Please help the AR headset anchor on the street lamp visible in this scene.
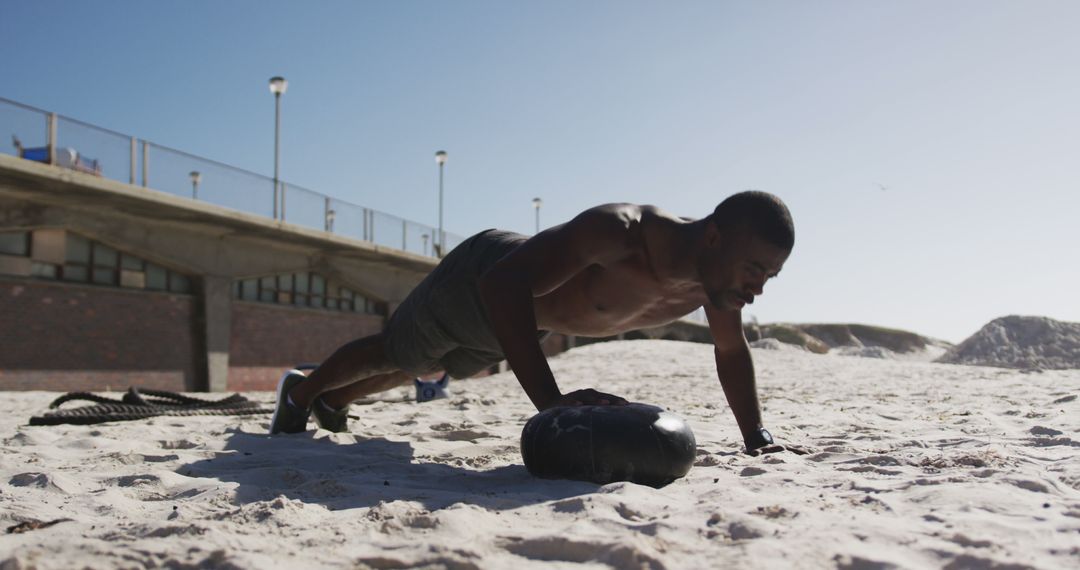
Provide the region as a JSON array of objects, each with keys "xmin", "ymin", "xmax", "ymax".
[
  {"xmin": 435, "ymin": 150, "xmax": 448, "ymax": 257},
  {"xmin": 269, "ymin": 76, "xmax": 288, "ymax": 220},
  {"xmin": 532, "ymin": 197, "xmax": 542, "ymax": 234},
  {"xmin": 189, "ymin": 171, "xmax": 201, "ymax": 199},
  {"xmin": 421, "ymin": 233, "xmax": 429, "ymax": 256}
]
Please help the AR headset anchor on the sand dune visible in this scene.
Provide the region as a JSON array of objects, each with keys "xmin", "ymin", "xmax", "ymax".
[
  {"xmin": 939, "ymin": 316, "xmax": 1080, "ymax": 370},
  {"xmin": 2, "ymin": 340, "xmax": 1078, "ymax": 569}
]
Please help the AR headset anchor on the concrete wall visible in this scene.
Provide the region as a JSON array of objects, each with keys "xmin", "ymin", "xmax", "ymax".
[{"xmin": 0, "ymin": 155, "xmax": 434, "ymax": 392}]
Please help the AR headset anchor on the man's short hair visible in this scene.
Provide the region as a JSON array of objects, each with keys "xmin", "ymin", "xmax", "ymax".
[{"xmin": 711, "ymin": 191, "xmax": 795, "ymax": 251}]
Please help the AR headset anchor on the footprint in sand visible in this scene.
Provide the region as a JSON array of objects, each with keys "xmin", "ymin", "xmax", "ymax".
[
  {"xmin": 112, "ymin": 474, "xmax": 161, "ymax": 487},
  {"xmin": 725, "ymin": 520, "xmax": 767, "ymax": 540},
  {"xmin": 106, "ymin": 452, "xmax": 181, "ymax": 465},
  {"xmin": 918, "ymin": 451, "xmax": 1008, "ymax": 470},
  {"xmin": 948, "ymin": 533, "xmax": 994, "ymax": 549},
  {"xmin": 429, "ymin": 444, "xmax": 513, "ymax": 468},
  {"xmin": 280, "ymin": 468, "xmax": 308, "ymax": 487},
  {"xmin": 751, "ymin": 505, "xmax": 796, "ymax": 520},
  {"xmin": 1059, "ymin": 474, "xmax": 1080, "ymax": 491},
  {"xmin": 933, "ymin": 553, "xmax": 1036, "ymax": 570},
  {"xmin": 833, "ymin": 554, "xmax": 901, "ymax": 570},
  {"xmin": 836, "ymin": 455, "xmax": 908, "ymax": 476},
  {"xmin": 500, "ymin": 536, "xmax": 666, "ymax": 568},
  {"xmin": 8, "ymin": 472, "xmax": 79, "ymax": 494},
  {"xmin": 838, "ymin": 465, "xmax": 903, "ymax": 476},
  {"xmin": 353, "ymin": 550, "xmax": 479, "ymax": 570},
  {"xmin": 615, "ymin": 502, "xmax": 646, "ymax": 521},
  {"xmin": 853, "ymin": 455, "xmax": 906, "ymax": 467},
  {"xmin": 549, "ymin": 497, "xmax": 588, "ymax": 513},
  {"xmin": 694, "ymin": 450, "xmax": 722, "ymax": 467},
  {"xmin": 299, "ymin": 478, "xmax": 350, "ymax": 499},
  {"xmin": 427, "ymin": 422, "xmax": 494, "ymax": 441},
  {"xmin": 807, "ymin": 451, "xmax": 862, "ymax": 463},
  {"xmin": 851, "ymin": 494, "xmax": 893, "ymax": 513},
  {"xmin": 1033, "ymin": 440, "xmax": 1080, "ymax": 448},
  {"xmin": 401, "ymin": 512, "xmax": 440, "ymax": 529},
  {"xmin": 159, "ymin": 439, "xmax": 199, "ymax": 450},
  {"xmin": 1026, "ymin": 426, "xmax": 1078, "ymax": 448},
  {"xmin": 1007, "ymin": 478, "xmax": 1051, "ymax": 494}
]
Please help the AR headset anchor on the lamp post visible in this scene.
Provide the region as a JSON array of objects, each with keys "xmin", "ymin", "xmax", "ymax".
[
  {"xmin": 189, "ymin": 171, "xmax": 201, "ymax": 200},
  {"xmin": 422, "ymin": 233, "xmax": 429, "ymax": 256},
  {"xmin": 269, "ymin": 76, "xmax": 288, "ymax": 220},
  {"xmin": 435, "ymin": 150, "xmax": 448, "ymax": 257},
  {"xmin": 532, "ymin": 197, "xmax": 542, "ymax": 234}
]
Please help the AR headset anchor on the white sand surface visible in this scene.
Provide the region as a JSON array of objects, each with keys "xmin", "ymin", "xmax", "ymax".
[{"xmin": 2, "ymin": 340, "xmax": 1078, "ymax": 569}]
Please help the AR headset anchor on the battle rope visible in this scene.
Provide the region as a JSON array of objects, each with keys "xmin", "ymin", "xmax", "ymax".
[{"xmin": 29, "ymin": 387, "xmax": 272, "ymax": 426}]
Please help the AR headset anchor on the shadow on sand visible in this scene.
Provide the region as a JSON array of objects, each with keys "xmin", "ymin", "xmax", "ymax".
[{"xmin": 177, "ymin": 427, "xmax": 600, "ymax": 512}]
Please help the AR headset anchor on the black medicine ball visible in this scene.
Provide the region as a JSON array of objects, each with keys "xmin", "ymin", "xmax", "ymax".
[{"xmin": 520, "ymin": 403, "xmax": 696, "ymax": 488}]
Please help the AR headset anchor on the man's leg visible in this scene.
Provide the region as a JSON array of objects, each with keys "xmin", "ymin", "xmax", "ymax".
[
  {"xmin": 289, "ymin": 332, "xmax": 398, "ymax": 409},
  {"xmin": 270, "ymin": 332, "xmax": 399, "ymax": 434},
  {"xmin": 318, "ymin": 370, "xmax": 413, "ymax": 408}
]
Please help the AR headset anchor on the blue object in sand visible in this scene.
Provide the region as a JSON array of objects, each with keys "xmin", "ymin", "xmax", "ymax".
[{"xmin": 415, "ymin": 373, "xmax": 451, "ymax": 402}]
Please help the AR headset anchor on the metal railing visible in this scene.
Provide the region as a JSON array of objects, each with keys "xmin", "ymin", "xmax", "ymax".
[{"xmin": 1, "ymin": 96, "xmax": 460, "ymax": 258}]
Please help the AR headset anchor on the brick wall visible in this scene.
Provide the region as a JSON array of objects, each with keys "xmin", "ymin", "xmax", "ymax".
[
  {"xmin": 227, "ymin": 301, "xmax": 384, "ymax": 391},
  {"xmin": 0, "ymin": 277, "xmax": 197, "ymax": 391},
  {"xmin": 0, "ymin": 276, "xmax": 572, "ymax": 394}
]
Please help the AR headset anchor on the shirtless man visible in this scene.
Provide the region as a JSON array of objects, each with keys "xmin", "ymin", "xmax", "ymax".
[{"xmin": 270, "ymin": 190, "xmax": 794, "ymax": 454}]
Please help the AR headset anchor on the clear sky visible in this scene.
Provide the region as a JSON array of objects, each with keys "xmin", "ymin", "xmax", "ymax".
[{"xmin": 3, "ymin": 1, "xmax": 1078, "ymax": 342}]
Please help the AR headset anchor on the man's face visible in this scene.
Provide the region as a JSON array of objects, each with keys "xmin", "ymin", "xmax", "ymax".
[{"xmin": 696, "ymin": 228, "xmax": 789, "ymax": 312}]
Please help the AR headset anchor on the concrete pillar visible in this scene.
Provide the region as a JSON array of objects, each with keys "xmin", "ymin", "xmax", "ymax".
[{"xmin": 202, "ymin": 275, "xmax": 232, "ymax": 392}]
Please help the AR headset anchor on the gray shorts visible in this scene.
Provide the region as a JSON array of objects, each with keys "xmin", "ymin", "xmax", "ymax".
[{"xmin": 384, "ymin": 229, "xmax": 546, "ymax": 378}]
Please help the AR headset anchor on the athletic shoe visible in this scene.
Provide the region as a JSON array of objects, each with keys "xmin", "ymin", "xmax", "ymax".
[
  {"xmin": 269, "ymin": 370, "xmax": 310, "ymax": 434},
  {"xmin": 311, "ymin": 397, "xmax": 350, "ymax": 433}
]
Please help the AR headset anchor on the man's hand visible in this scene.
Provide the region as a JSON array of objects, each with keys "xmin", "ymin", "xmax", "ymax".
[
  {"xmin": 543, "ymin": 388, "xmax": 629, "ymax": 410},
  {"xmin": 743, "ymin": 427, "xmax": 810, "ymax": 456},
  {"xmin": 744, "ymin": 426, "xmax": 774, "ymax": 451}
]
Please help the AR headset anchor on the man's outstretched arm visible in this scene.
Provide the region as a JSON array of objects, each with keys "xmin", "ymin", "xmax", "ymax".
[
  {"xmin": 478, "ymin": 206, "xmax": 637, "ymax": 411},
  {"xmin": 705, "ymin": 305, "xmax": 772, "ymax": 451},
  {"xmin": 478, "ymin": 264, "xmax": 559, "ymax": 410}
]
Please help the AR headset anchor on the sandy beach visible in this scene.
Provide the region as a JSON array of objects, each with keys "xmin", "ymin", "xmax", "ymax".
[{"xmin": 2, "ymin": 340, "xmax": 1078, "ymax": 569}]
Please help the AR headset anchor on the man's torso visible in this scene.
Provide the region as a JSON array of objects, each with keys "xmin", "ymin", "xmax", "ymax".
[{"xmin": 529, "ymin": 205, "xmax": 708, "ymax": 337}]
